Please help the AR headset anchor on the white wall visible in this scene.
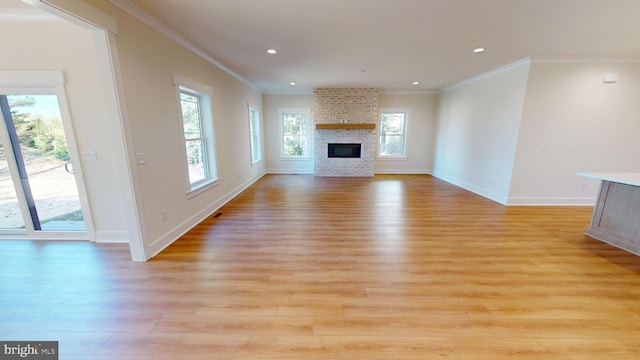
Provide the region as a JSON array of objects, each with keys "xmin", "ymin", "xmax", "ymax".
[
  {"xmin": 73, "ymin": 0, "xmax": 265, "ymax": 258},
  {"xmin": 432, "ymin": 61, "xmax": 530, "ymax": 204},
  {"xmin": 377, "ymin": 92, "xmax": 436, "ymax": 174},
  {"xmin": 0, "ymin": 17, "xmax": 129, "ymax": 241},
  {"xmin": 509, "ymin": 61, "xmax": 640, "ymax": 205}
]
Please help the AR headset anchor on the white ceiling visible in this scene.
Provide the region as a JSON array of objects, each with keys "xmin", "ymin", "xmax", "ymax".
[
  {"xmin": 124, "ymin": 0, "xmax": 640, "ymax": 93},
  {"xmin": 6, "ymin": 0, "xmax": 640, "ymax": 93}
]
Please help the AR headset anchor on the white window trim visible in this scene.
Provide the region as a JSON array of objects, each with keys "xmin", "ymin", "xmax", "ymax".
[
  {"xmin": 174, "ymin": 75, "xmax": 219, "ymax": 197},
  {"xmin": 377, "ymin": 107, "xmax": 410, "ymax": 160},
  {"xmin": 248, "ymin": 103, "xmax": 262, "ymax": 165},
  {"xmin": 278, "ymin": 107, "xmax": 312, "ymax": 160}
]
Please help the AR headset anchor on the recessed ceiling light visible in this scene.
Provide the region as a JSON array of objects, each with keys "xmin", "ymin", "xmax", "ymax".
[
  {"xmin": 289, "ymin": 82, "xmax": 296, "ymax": 86},
  {"xmin": 267, "ymin": 49, "xmax": 277, "ymax": 54},
  {"xmin": 412, "ymin": 81, "xmax": 420, "ymax": 86},
  {"xmin": 360, "ymin": 69, "xmax": 367, "ymax": 73},
  {"xmin": 473, "ymin": 47, "xmax": 486, "ymax": 53}
]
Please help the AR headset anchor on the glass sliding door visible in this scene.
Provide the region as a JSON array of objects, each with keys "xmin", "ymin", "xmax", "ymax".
[
  {"xmin": 0, "ymin": 141, "xmax": 25, "ymax": 230},
  {"xmin": 0, "ymin": 93, "xmax": 87, "ymax": 236}
]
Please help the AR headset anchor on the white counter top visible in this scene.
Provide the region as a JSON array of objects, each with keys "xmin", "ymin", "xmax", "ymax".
[{"xmin": 577, "ymin": 172, "xmax": 640, "ymax": 187}]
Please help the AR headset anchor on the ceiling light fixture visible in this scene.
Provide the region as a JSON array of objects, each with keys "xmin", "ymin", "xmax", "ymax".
[
  {"xmin": 473, "ymin": 47, "xmax": 486, "ymax": 53},
  {"xmin": 289, "ymin": 82, "xmax": 296, "ymax": 86},
  {"xmin": 412, "ymin": 81, "xmax": 420, "ymax": 86},
  {"xmin": 267, "ymin": 49, "xmax": 277, "ymax": 54}
]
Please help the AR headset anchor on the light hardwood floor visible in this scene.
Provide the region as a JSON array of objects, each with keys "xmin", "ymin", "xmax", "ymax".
[{"xmin": 1, "ymin": 174, "xmax": 640, "ymax": 359}]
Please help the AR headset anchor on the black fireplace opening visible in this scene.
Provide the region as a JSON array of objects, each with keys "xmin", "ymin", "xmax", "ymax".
[{"xmin": 328, "ymin": 143, "xmax": 361, "ymax": 158}]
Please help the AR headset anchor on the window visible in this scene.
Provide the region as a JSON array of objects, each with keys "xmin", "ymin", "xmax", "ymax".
[
  {"xmin": 175, "ymin": 76, "xmax": 218, "ymax": 194},
  {"xmin": 279, "ymin": 108, "xmax": 311, "ymax": 158},
  {"xmin": 248, "ymin": 106, "xmax": 261, "ymax": 163},
  {"xmin": 378, "ymin": 110, "xmax": 408, "ymax": 158}
]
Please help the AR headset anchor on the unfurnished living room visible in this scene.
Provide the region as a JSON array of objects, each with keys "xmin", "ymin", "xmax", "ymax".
[{"xmin": 1, "ymin": 0, "xmax": 640, "ymax": 359}]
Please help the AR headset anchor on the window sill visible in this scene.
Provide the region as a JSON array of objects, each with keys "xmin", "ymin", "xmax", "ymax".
[{"xmin": 186, "ymin": 178, "xmax": 220, "ymax": 199}]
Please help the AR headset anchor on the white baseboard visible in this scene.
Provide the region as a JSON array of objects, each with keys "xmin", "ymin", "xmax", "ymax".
[
  {"xmin": 267, "ymin": 169, "xmax": 314, "ymax": 175},
  {"xmin": 431, "ymin": 171, "xmax": 508, "ymax": 204},
  {"xmin": 375, "ymin": 169, "xmax": 430, "ymax": 175},
  {"xmin": 147, "ymin": 171, "xmax": 267, "ymax": 258},
  {"xmin": 506, "ymin": 197, "xmax": 596, "ymax": 206},
  {"xmin": 94, "ymin": 231, "xmax": 130, "ymax": 243},
  {"xmin": 431, "ymin": 172, "xmax": 597, "ymax": 206}
]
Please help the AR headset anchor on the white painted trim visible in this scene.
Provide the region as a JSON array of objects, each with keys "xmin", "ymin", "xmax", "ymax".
[
  {"xmin": 16, "ymin": 0, "xmax": 147, "ymax": 261},
  {"xmin": 374, "ymin": 169, "xmax": 430, "ymax": 175},
  {"xmin": 431, "ymin": 171, "xmax": 508, "ymax": 205},
  {"xmin": 0, "ymin": 8, "xmax": 61, "ymax": 21},
  {"xmin": 95, "ymin": 231, "xmax": 130, "ymax": 243},
  {"xmin": 531, "ymin": 56, "xmax": 640, "ymax": 64},
  {"xmin": 0, "ymin": 71, "xmax": 96, "ymax": 241},
  {"xmin": 23, "ymin": 0, "xmax": 118, "ymax": 33},
  {"xmin": 267, "ymin": 169, "xmax": 315, "ymax": 175},
  {"xmin": 263, "ymin": 91, "xmax": 314, "ymax": 95},
  {"xmin": 101, "ymin": 30, "xmax": 148, "ymax": 262},
  {"xmin": 174, "ymin": 75, "xmax": 213, "ymax": 96},
  {"xmin": 0, "ymin": 70, "xmax": 64, "ymax": 87},
  {"xmin": 380, "ymin": 90, "xmax": 437, "ymax": 95},
  {"xmin": 431, "ymin": 171, "xmax": 596, "ymax": 206},
  {"xmin": 54, "ymin": 81, "xmax": 98, "ymax": 242},
  {"xmin": 247, "ymin": 104, "xmax": 262, "ymax": 164},
  {"xmin": 278, "ymin": 107, "xmax": 313, "ymax": 159},
  {"xmin": 147, "ymin": 171, "xmax": 266, "ymax": 258},
  {"xmin": 440, "ymin": 58, "xmax": 532, "ymax": 93},
  {"xmin": 378, "ymin": 107, "xmax": 410, "ymax": 158},
  {"xmin": 109, "ymin": 0, "xmax": 261, "ymax": 92},
  {"xmin": 506, "ymin": 197, "xmax": 596, "ymax": 206}
]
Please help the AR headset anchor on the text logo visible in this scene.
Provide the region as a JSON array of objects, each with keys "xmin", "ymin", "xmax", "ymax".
[{"xmin": 1, "ymin": 342, "xmax": 58, "ymax": 360}]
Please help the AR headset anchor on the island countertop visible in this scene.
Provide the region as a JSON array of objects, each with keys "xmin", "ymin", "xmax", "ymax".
[
  {"xmin": 577, "ymin": 172, "xmax": 640, "ymax": 187},
  {"xmin": 578, "ymin": 171, "xmax": 640, "ymax": 255}
]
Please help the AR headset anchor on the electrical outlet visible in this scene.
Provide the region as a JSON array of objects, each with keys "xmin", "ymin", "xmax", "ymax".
[{"xmin": 161, "ymin": 208, "xmax": 167, "ymax": 221}]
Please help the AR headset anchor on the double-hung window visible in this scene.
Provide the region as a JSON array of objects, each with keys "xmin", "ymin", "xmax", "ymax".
[
  {"xmin": 378, "ymin": 109, "xmax": 409, "ymax": 158},
  {"xmin": 279, "ymin": 108, "xmax": 311, "ymax": 158},
  {"xmin": 175, "ymin": 76, "xmax": 218, "ymax": 195},
  {"xmin": 248, "ymin": 106, "xmax": 261, "ymax": 163}
]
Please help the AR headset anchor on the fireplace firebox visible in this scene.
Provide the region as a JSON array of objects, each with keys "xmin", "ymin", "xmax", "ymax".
[{"xmin": 328, "ymin": 143, "xmax": 361, "ymax": 158}]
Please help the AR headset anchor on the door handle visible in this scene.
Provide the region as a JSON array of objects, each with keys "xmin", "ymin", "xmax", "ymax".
[{"xmin": 64, "ymin": 161, "xmax": 74, "ymax": 174}]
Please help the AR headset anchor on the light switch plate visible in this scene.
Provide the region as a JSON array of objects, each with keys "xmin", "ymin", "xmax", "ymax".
[{"xmin": 82, "ymin": 150, "xmax": 97, "ymax": 161}]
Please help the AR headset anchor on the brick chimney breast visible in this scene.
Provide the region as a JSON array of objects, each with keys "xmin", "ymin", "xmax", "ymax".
[{"xmin": 313, "ymin": 88, "xmax": 378, "ymax": 177}]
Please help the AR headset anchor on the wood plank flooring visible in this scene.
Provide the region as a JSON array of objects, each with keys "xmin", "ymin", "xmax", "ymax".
[{"xmin": 2, "ymin": 174, "xmax": 640, "ymax": 359}]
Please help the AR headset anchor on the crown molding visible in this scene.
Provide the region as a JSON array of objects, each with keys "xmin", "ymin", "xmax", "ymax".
[
  {"xmin": 440, "ymin": 58, "xmax": 532, "ymax": 93},
  {"xmin": 108, "ymin": 0, "xmax": 262, "ymax": 93},
  {"xmin": 263, "ymin": 91, "xmax": 314, "ymax": 96},
  {"xmin": 380, "ymin": 89, "xmax": 437, "ymax": 95},
  {"xmin": 531, "ymin": 55, "xmax": 640, "ymax": 64},
  {"xmin": 0, "ymin": 8, "xmax": 61, "ymax": 21}
]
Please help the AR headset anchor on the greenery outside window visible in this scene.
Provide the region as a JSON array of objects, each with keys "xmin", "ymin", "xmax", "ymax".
[
  {"xmin": 279, "ymin": 108, "xmax": 311, "ymax": 158},
  {"xmin": 378, "ymin": 109, "xmax": 408, "ymax": 158}
]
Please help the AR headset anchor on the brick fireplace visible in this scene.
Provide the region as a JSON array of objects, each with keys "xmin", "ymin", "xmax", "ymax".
[{"xmin": 313, "ymin": 88, "xmax": 378, "ymax": 177}]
